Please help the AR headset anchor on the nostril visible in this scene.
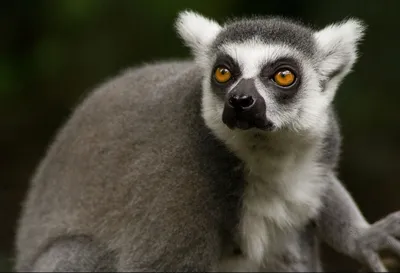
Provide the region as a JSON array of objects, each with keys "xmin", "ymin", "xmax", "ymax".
[
  {"xmin": 238, "ymin": 95, "xmax": 254, "ymax": 108},
  {"xmin": 228, "ymin": 94, "xmax": 255, "ymax": 110}
]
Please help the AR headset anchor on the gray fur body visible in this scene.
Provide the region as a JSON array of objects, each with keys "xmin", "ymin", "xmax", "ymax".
[
  {"xmin": 15, "ymin": 12, "xmax": 400, "ymax": 272},
  {"xmin": 15, "ymin": 61, "xmax": 336, "ymax": 271}
]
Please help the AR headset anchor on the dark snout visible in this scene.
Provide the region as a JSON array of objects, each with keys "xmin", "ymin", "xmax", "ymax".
[{"xmin": 222, "ymin": 79, "xmax": 273, "ymax": 130}]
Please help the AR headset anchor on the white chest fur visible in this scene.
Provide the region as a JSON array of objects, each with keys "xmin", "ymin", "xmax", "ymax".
[
  {"xmin": 241, "ymin": 148, "xmax": 325, "ymax": 263},
  {"xmin": 218, "ymin": 131, "xmax": 326, "ymax": 270}
]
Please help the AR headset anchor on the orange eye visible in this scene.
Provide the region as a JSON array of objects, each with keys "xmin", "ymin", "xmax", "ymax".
[
  {"xmin": 273, "ymin": 69, "xmax": 296, "ymax": 87},
  {"xmin": 214, "ymin": 67, "xmax": 232, "ymax": 83}
]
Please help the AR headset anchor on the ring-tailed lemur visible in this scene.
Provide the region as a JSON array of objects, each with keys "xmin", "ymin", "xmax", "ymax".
[{"xmin": 15, "ymin": 10, "xmax": 400, "ymax": 272}]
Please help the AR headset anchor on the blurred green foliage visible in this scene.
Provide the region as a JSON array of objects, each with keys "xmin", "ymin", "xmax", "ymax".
[{"xmin": 1, "ymin": 0, "xmax": 400, "ymax": 271}]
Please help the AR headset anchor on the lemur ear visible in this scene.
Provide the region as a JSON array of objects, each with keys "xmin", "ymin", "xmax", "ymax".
[
  {"xmin": 175, "ymin": 10, "xmax": 222, "ymax": 59},
  {"xmin": 314, "ymin": 19, "xmax": 366, "ymax": 81}
]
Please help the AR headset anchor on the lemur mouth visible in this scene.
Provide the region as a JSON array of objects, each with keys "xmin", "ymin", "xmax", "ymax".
[
  {"xmin": 227, "ymin": 119, "xmax": 274, "ymax": 131},
  {"xmin": 222, "ymin": 106, "xmax": 274, "ymax": 131}
]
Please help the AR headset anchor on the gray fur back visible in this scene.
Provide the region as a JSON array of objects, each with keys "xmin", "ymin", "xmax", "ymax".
[{"xmin": 15, "ymin": 60, "xmax": 244, "ymax": 271}]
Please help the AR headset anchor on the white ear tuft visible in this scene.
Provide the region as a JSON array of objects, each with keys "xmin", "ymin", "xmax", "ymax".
[
  {"xmin": 175, "ymin": 10, "xmax": 222, "ymax": 58},
  {"xmin": 314, "ymin": 18, "xmax": 366, "ymax": 80}
]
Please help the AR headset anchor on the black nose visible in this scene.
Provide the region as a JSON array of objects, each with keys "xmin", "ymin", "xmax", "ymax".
[{"xmin": 228, "ymin": 94, "xmax": 255, "ymax": 111}]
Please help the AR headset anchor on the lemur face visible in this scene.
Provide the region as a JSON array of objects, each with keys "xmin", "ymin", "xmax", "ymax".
[
  {"xmin": 176, "ymin": 11, "xmax": 365, "ymax": 134},
  {"xmin": 209, "ymin": 36, "xmax": 315, "ymax": 131}
]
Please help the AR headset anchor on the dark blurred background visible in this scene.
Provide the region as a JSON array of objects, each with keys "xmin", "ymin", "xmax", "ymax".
[{"xmin": 1, "ymin": 0, "xmax": 399, "ymax": 271}]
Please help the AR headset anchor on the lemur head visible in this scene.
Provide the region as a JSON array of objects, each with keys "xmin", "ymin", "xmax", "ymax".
[{"xmin": 175, "ymin": 11, "xmax": 365, "ymax": 136}]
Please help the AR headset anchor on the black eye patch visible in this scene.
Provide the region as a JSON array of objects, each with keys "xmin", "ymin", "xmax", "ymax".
[
  {"xmin": 259, "ymin": 57, "xmax": 303, "ymax": 104},
  {"xmin": 212, "ymin": 54, "xmax": 241, "ymax": 79},
  {"xmin": 209, "ymin": 54, "xmax": 242, "ymax": 100},
  {"xmin": 260, "ymin": 57, "xmax": 301, "ymax": 79}
]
